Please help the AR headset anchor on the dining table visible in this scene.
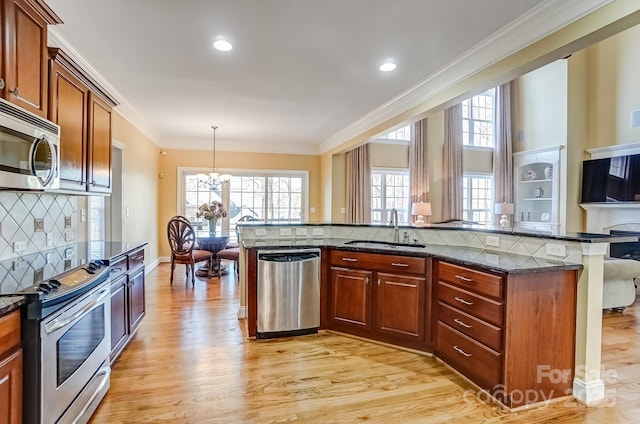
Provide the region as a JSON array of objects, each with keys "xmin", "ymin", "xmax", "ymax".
[{"xmin": 195, "ymin": 232, "xmax": 230, "ymax": 278}]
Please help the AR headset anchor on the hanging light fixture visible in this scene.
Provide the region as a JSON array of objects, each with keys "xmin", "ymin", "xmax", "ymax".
[{"xmin": 197, "ymin": 125, "xmax": 231, "ymax": 190}]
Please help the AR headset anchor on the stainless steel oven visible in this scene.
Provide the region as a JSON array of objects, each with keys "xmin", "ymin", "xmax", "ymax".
[
  {"xmin": 2, "ymin": 259, "xmax": 112, "ymax": 424},
  {"xmin": 0, "ymin": 97, "xmax": 60, "ymax": 190},
  {"xmin": 41, "ymin": 280, "xmax": 111, "ymax": 424}
]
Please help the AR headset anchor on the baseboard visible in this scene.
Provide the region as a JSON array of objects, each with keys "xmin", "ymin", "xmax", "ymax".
[
  {"xmin": 145, "ymin": 258, "xmax": 161, "ymax": 275},
  {"xmin": 573, "ymin": 378, "xmax": 605, "ymax": 404},
  {"xmin": 157, "ymin": 256, "xmax": 171, "ymax": 263},
  {"xmin": 237, "ymin": 306, "xmax": 247, "ymax": 319}
]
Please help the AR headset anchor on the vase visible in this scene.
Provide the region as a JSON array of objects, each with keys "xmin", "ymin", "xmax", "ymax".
[{"xmin": 207, "ymin": 218, "xmax": 217, "ymax": 235}]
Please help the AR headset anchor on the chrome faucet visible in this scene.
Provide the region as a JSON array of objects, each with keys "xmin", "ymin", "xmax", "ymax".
[{"xmin": 389, "ymin": 208, "xmax": 399, "ymax": 243}]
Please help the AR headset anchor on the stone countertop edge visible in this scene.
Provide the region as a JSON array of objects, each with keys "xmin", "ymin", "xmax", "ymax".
[
  {"xmin": 242, "ymin": 239, "xmax": 583, "ymax": 274},
  {"xmin": 236, "ymin": 222, "xmax": 637, "ymax": 244},
  {"xmin": 0, "ymin": 296, "xmax": 25, "ymax": 316},
  {"xmin": 80, "ymin": 241, "xmax": 149, "ymax": 262}
]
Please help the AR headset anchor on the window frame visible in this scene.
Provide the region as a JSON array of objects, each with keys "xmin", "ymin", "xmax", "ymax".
[
  {"xmin": 462, "ymin": 88, "xmax": 496, "ymax": 148},
  {"xmin": 177, "ymin": 167, "xmax": 309, "ymax": 237},
  {"xmin": 462, "ymin": 173, "xmax": 494, "ymax": 224},
  {"xmin": 370, "ymin": 167, "xmax": 410, "ymax": 225}
]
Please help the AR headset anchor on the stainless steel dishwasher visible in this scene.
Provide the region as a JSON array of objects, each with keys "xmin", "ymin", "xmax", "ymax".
[{"xmin": 257, "ymin": 249, "xmax": 321, "ymax": 339}]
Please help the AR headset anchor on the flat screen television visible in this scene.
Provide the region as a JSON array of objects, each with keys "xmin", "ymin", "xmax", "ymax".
[{"xmin": 581, "ymin": 153, "xmax": 640, "ymax": 203}]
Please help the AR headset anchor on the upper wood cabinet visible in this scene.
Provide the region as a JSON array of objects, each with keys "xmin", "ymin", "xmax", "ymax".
[
  {"xmin": 0, "ymin": 0, "xmax": 61, "ymax": 117},
  {"xmin": 48, "ymin": 48, "xmax": 117, "ymax": 193}
]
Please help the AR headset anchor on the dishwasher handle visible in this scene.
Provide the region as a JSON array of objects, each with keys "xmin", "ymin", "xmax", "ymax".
[{"xmin": 258, "ymin": 252, "xmax": 319, "ymax": 262}]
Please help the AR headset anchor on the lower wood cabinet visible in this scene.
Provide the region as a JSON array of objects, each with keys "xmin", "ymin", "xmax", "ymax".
[
  {"xmin": 329, "ymin": 250, "xmax": 428, "ymax": 351},
  {"xmin": 110, "ymin": 248, "xmax": 146, "ymax": 364},
  {"xmin": 0, "ymin": 310, "xmax": 22, "ymax": 424},
  {"xmin": 433, "ymin": 260, "xmax": 578, "ymax": 408}
]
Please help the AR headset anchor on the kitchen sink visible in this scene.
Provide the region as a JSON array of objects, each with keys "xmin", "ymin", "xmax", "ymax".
[{"xmin": 343, "ymin": 240, "xmax": 426, "ymax": 249}]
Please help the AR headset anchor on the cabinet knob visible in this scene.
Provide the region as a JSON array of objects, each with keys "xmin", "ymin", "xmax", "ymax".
[
  {"xmin": 0, "ymin": 78, "xmax": 4, "ymax": 90},
  {"xmin": 9, "ymin": 86, "xmax": 19, "ymax": 97}
]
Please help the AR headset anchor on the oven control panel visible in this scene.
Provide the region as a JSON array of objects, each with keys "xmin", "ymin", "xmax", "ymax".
[{"xmin": 20, "ymin": 260, "xmax": 109, "ymax": 298}]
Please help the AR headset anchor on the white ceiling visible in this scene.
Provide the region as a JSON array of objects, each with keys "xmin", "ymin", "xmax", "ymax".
[{"xmin": 46, "ymin": 0, "xmax": 610, "ymax": 154}]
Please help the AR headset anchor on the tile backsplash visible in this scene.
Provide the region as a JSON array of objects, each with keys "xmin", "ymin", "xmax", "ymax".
[{"xmin": 0, "ymin": 192, "xmax": 84, "ymax": 261}]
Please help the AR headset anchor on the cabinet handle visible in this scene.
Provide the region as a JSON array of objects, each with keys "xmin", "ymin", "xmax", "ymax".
[
  {"xmin": 391, "ymin": 262, "xmax": 409, "ymax": 267},
  {"xmin": 0, "ymin": 78, "xmax": 4, "ymax": 89},
  {"xmin": 453, "ymin": 345, "xmax": 472, "ymax": 357},
  {"xmin": 454, "ymin": 274, "xmax": 474, "ymax": 282},
  {"xmin": 454, "ymin": 296, "xmax": 473, "ymax": 306},
  {"xmin": 342, "ymin": 257, "xmax": 358, "ymax": 262},
  {"xmin": 377, "ymin": 278, "xmax": 381, "ymax": 286},
  {"xmin": 9, "ymin": 86, "xmax": 19, "ymax": 97},
  {"xmin": 454, "ymin": 318, "xmax": 472, "ymax": 328},
  {"xmin": 365, "ymin": 277, "xmax": 369, "ymax": 285}
]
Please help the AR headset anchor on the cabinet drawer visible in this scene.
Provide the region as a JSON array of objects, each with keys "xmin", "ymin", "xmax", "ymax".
[
  {"xmin": 128, "ymin": 248, "xmax": 145, "ymax": 269},
  {"xmin": 330, "ymin": 250, "xmax": 425, "ymax": 275},
  {"xmin": 438, "ymin": 302, "xmax": 502, "ymax": 352},
  {"xmin": 0, "ymin": 310, "xmax": 21, "ymax": 354},
  {"xmin": 438, "ymin": 261, "xmax": 503, "ymax": 299},
  {"xmin": 110, "ymin": 256, "xmax": 128, "ymax": 280},
  {"xmin": 438, "ymin": 282, "xmax": 503, "ymax": 326},
  {"xmin": 436, "ymin": 321, "xmax": 502, "ymax": 390}
]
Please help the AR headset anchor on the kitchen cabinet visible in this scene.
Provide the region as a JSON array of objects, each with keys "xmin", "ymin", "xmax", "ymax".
[
  {"xmin": 0, "ymin": 0, "xmax": 61, "ymax": 117},
  {"xmin": 110, "ymin": 248, "xmax": 146, "ymax": 364},
  {"xmin": 0, "ymin": 310, "xmax": 22, "ymax": 424},
  {"xmin": 329, "ymin": 250, "xmax": 427, "ymax": 351},
  {"xmin": 432, "ymin": 260, "xmax": 577, "ymax": 408},
  {"xmin": 513, "ymin": 146, "xmax": 563, "ymax": 234},
  {"xmin": 48, "ymin": 47, "xmax": 117, "ymax": 193}
]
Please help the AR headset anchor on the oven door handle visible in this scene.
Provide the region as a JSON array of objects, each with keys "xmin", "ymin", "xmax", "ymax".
[{"xmin": 45, "ymin": 287, "xmax": 110, "ymax": 334}]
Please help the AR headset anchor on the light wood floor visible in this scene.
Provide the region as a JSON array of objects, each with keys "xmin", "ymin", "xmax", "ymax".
[{"xmin": 89, "ymin": 263, "xmax": 640, "ymax": 423}]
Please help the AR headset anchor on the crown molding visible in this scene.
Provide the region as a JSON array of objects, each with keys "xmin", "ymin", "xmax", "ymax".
[
  {"xmin": 157, "ymin": 139, "xmax": 320, "ymax": 156},
  {"xmin": 320, "ymin": 0, "xmax": 613, "ymax": 154},
  {"xmin": 47, "ymin": 28, "xmax": 161, "ymax": 146}
]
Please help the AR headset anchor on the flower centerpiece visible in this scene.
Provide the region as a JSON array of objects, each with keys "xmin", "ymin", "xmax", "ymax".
[{"xmin": 196, "ymin": 200, "xmax": 228, "ymax": 235}]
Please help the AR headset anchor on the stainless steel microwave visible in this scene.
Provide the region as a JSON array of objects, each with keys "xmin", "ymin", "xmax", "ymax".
[{"xmin": 0, "ymin": 98, "xmax": 60, "ymax": 190}]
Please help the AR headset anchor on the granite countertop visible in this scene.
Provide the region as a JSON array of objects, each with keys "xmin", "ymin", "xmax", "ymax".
[
  {"xmin": 0, "ymin": 296, "xmax": 24, "ymax": 316},
  {"xmin": 78, "ymin": 241, "xmax": 148, "ymax": 262},
  {"xmin": 242, "ymin": 238, "xmax": 583, "ymax": 274},
  {"xmin": 237, "ymin": 222, "xmax": 637, "ymax": 244}
]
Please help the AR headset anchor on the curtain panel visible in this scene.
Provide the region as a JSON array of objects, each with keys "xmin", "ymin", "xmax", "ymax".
[
  {"xmin": 493, "ymin": 82, "xmax": 514, "ymax": 214},
  {"xmin": 410, "ymin": 117, "xmax": 430, "ymax": 204},
  {"xmin": 442, "ymin": 104, "xmax": 463, "ymax": 221},
  {"xmin": 346, "ymin": 144, "xmax": 371, "ymax": 223}
]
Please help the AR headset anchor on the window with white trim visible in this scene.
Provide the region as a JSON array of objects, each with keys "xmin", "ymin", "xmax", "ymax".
[
  {"xmin": 371, "ymin": 169, "xmax": 410, "ymax": 224},
  {"xmin": 463, "ymin": 174, "xmax": 493, "ymax": 224},
  {"xmin": 88, "ymin": 196, "xmax": 105, "ymax": 241},
  {"xmin": 381, "ymin": 124, "xmax": 411, "ymax": 141},
  {"xmin": 462, "ymin": 89, "xmax": 495, "ymax": 147},
  {"xmin": 181, "ymin": 170, "xmax": 307, "ymax": 242}
]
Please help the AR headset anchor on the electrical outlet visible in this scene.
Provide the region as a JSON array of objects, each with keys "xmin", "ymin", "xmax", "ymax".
[
  {"xmin": 13, "ymin": 240, "xmax": 27, "ymax": 252},
  {"xmin": 310, "ymin": 207, "xmax": 316, "ymax": 213},
  {"xmin": 255, "ymin": 228, "xmax": 266, "ymax": 236},
  {"xmin": 64, "ymin": 247, "xmax": 73, "ymax": 259},
  {"xmin": 64, "ymin": 216, "xmax": 72, "ymax": 228},
  {"xmin": 546, "ymin": 243, "xmax": 567, "ymax": 257},
  {"xmin": 34, "ymin": 218, "xmax": 44, "ymax": 232},
  {"xmin": 340, "ymin": 207, "xmax": 346, "ymax": 214},
  {"xmin": 312, "ymin": 228, "xmax": 324, "ymax": 236},
  {"xmin": 295, "ymin": 228, "xmax": 307, "ymax": 236},
  {"xmin": 81, "ymin": 209, "xmax": 86, "ymax": 222},
  {"xmin": 46, "ymin": 252, "xmax": 52, "ymax": 263},
  {"xmin": 280, "ymin": 228, "xmax": 292, "ymax": 236},
  {"xmin": 126, "ymin": 208, "xmax": 130, "ymax": 217},
  {"xmin": 486, "ymin": 235, "xmax": 500, "ymax": 247}
]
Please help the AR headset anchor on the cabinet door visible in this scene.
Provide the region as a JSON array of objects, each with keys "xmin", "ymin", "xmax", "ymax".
[
  {"xmin": 49, "ymin": 60, "xmax": 89, "ymax": 190},
  {"xmin": 110, "ymin": 276, "xmax": 128, "ymax": 362},
  {"xmin": 128, "ymin": 267, "xmax": 146, "ymax": 333},
  {"xmin": 87, "ymin": 92, "xmax": 112, "ymax": 193},
  {"xmin": 2, "ymin": 0, "xmax": 49, "ymax": 117},
  {"xmin": 0, "ymin": 348, "xmax": 22, "ymax": 424},
  {"xmin": 329, "ymin": 267, "xmax": 372, "ymax": 331},
  {"xmin": 375, "ymin": 272, "xmax": 425, "ymax": 342}
]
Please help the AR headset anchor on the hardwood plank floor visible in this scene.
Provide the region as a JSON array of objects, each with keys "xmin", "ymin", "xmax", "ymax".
[{"xmin": 90, "ymin": 263, "xmax": 640, "ymax": 423}]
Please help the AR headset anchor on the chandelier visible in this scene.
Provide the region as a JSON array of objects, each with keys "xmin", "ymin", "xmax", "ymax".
[{"xmin": 197, "ymin": 125, "xmax": 231, "ymax": 190}]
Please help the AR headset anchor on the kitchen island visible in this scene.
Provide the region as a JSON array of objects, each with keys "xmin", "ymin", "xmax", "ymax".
[{"xmin": 238, "ymin": 223, "xmax": 635, "ymax": 408}]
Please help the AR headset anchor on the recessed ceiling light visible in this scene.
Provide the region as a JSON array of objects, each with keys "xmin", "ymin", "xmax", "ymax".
[
  {"xmin": 379, "ymin": 61, "xmax": 397, "ymax": 72},
  {"xmin": 213, "ymin": 39, "xmax": 233, "ymax": 52}
]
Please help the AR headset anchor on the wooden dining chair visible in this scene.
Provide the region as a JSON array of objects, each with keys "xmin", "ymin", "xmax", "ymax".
[{"xmin": 167, "ymin": 215, "xmax": 213, "ymax": 285}]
